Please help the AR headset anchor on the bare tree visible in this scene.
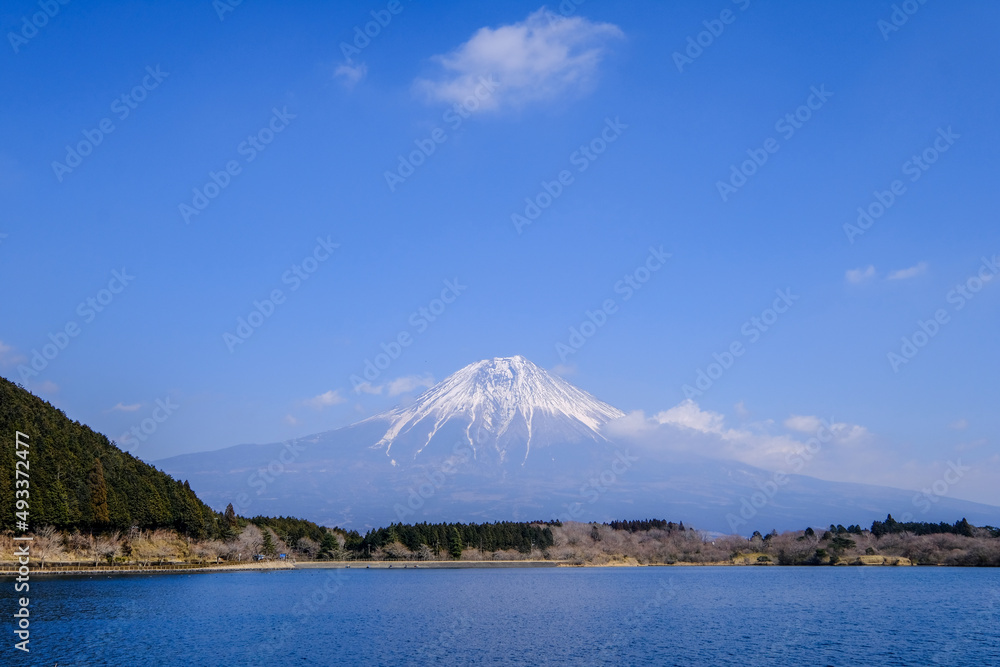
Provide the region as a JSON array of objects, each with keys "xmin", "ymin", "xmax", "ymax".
[
  {"xmin": 233, "ymin": 523, "xmax": 264, "ymax": 559},
  {"xmin": 384, "ymin": 541, "xmax": 414, "ymax": 560},
  {"xmin": 94, "ymin": 532, "xmax": 122, "ymax": 566},
  {"xmin": 191, "ymin": 540, "xmax": 225, "ymax": 564},
  {"xmin": 33, "ymin": 526, "xmax": 65, "ymax": 569},
  {"xmin": 296, "ymin": 537, "xmax": 320, "ymax": 559}
]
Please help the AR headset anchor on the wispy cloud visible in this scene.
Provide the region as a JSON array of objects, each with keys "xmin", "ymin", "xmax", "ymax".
[
  {"xmin": 352, "ymin": 374, "xmax": 436, "ymax": 397},
  {"xmin": 386, "ymin": 374, "xmax": 435, "ymax": 396},
  {"xmin": 109, "ymin": 402, "xmax": 142, "ymax": 413},
  {"xmin": 950, "ymin": 418, "xmax": 969, "ymax": 430},
  {"xmin": 0, "ymin": 340, "xmax": 26, "ymax": 366},
  {"xmin": 887, "ymin": 261, "xmax": 928, "ymax": 280},
  {"xmin": 784, "ymin": 414, "xmax": 822, "ymax": 433},
  {"xmin": 606, "ymin": 400, "xmax": 872, "ymax": 477},
  {"xmin": 353, "ymin": 382, "xmax": 384, "ymax": 396},
  {"xmin": 334, "ymin": 62, "xmax": 367, "ymax": 88},
  {"xmin": 34, "ymin": 380, "xmax": 58, "ymax": 395},
  {"xmin": 284, "ymin": 414, "xmax": 299, "ymax": 426},
  {"xmin": 415, "ymin": 8, "xmax": 623, "ymax": 111},
  {"xmin": 305, "ymin": 389, "xmax": 347, "ymax": 409},
  {"xmin": 551, "ymin": 363, "xmax": 577, "ymax": 377},
  {"xmin": 846, "ymin": 265, "xmax": 876, "ymax": 284}
]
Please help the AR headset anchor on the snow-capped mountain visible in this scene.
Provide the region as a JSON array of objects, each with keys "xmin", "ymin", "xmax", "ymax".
[
  {"xmin": 363, "ymin": 356, "xmax": 624, "ymax": 467},
  {"xmin": 154, "ymin": 356, "xmax": 1000, "ymax": 534}
]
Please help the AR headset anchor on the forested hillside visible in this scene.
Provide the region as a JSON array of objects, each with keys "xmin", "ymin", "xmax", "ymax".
[{"xmin": 0, "ymin": 377, "xmax": 223, "ymax": 537}]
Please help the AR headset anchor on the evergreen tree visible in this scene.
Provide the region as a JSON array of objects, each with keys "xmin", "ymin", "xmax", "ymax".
[
  {"xmin": 319, "ymin": 531, "xmax": 338, "ymax": 559},
  {"xmin": 88, "ymin": 458, "xmax": 110, "ymax": 525},
  {"xmin": 262, "ymin": 528, "xmax": 277, "ymax": 557},
  {"xmin": 449, "ymin": 527, "xmax": 463, "ymax": 559}
]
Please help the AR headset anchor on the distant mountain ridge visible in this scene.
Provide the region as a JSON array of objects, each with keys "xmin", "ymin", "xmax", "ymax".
[{"xmin": 155, "ymin": 357, "xmax": 1000, "ymax": 533}]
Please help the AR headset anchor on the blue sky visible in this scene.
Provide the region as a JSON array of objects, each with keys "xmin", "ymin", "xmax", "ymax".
[{"xmin": 1, "ymin": 1, "xmax": 998, "ymax": 504}]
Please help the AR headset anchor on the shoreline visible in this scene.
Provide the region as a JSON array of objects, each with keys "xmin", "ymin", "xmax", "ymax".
[
  {"xmin": 0, "ymin": 555, "xmax": 928, "ymax": 577},
  {"xmin": 295, "ymin": 559, "xmax": 562, "ymax": 569},
  {"xmin": 0, "ymin": 561, "xmax": 294, "ymax": 576}
]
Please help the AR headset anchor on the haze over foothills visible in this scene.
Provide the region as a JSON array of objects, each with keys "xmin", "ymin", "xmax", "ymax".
[{"xmin": 1, "ymin": 1, "xmax": 999, "ymax": 515}]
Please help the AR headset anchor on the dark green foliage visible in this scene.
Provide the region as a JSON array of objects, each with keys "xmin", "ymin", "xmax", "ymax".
[
  {"xmin": 605, "ymin": 519, "xmax": 685, "ymax": 533},
  {"xmin": 261, "ymin": 529, "xmax": 277, "ymax": 556},
  {"xmin": 0, "ymin": 376, "xmax": 223, "ymax": 536},
  {"xmin": 318, "ymin": 531, "xmax": 340, "ymax": 559},
  {"xmin": 352, "ymin": 521, "xmax": 556, "ymax": 558},
  {"xmin": 448, "ymin": 527, "xmax": 463, "ymax": 559},
  {"xmin": 870, "ymin": 514, "xmax": 979, "ymax": 538},
  {"xmin": 250, "ymin": 515, "xmax": 326, "ymax": 545},
  {"xmin": 87, "ymin": 458, "xmax": 110, "ymax": 525},
  {"xmin": 830, "ymin": 536, "xmax": 856, "ymax": 551}
]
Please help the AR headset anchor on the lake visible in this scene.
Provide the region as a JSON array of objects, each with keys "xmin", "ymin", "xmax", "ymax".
[{"xmin": 14, "ymin": 566, "xmax": 1000, "ymax": 665}]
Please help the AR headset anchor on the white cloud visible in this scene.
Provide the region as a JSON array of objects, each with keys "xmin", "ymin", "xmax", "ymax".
[
  {"xmin": 415, "ymin": 8, "xmax": 623, "ymax": 111},
  {"xmin": 654, "ymin": 399, "xmax": 726, "ymax": 434},
  {"xmin": 353, "ymin": 382, "xmax": 384, "ymax": 395},
  {"xmin": 386, "ymin": 374, "xmax": 435, "ymax": 396},
  {"xmin": 110, "ymin": 402, "xmax": 142, "ymax": 413},
  {"xmin": 887, "ymin": 261, "xmax": 928, "ymax": 280},
  {"xmin": 846, "ymin": 265, "xmax": 876, "ymax": 284},
  {"xmin": 284, "ymin": 414, "xmax": 299, "ymax": 426},
  {"xmin": 305, "ymin": 389, "xmax": 347, "ymax": 409},
  {"xmin": 551, "ymin": 363, "xmax": 577, "ymax": 377},
  {"xmin": 734, "ymin": 400, "xmax": 750, "ymax": 419},
  {"xmin": 34, "ymin": 380, "xmax": 58, "ymax": 395},
  {"xmin": 784, "ymin": 414, "xmax": 822, "ymax": 433},
  {"xmin": 0, "ymin": 340, "xmax": 26, "ymax": 366},
  {"xmin": 334, "ymin": 62, "xmax": 368, "ymax": 88},
  {"xmin": 607, "ymin": 400, "xmax": 872, "ymax": 475},
  {"xmin": 605, "ymin": 400, "xmax": 999, "ymax": 505},
  {"xmin": 950, "ymin": 418, "xmax": 969, "ymax": 430},
  {"xmin": 352, "ymin": 375, "xmax": 436, "ymax": 397}
]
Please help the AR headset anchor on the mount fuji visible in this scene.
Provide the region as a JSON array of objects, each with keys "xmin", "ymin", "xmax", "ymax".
[
  {"xmin": 155, "ymin": 356, "xmax": 1000, "ymax": 533},
  {"xmin": 363, "ymin": 356, "xmax": 624, "ymax": 468}
]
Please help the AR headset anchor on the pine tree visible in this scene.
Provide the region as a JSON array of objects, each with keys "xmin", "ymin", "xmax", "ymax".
[
  {"xmin": 262, "ymin": 528, "xmax": 277, "ymax": 557},
  {"xmin": 449, "ymin": 527, "xmax": 463, "ymax": 559},
  {"xmin": 319, "ymin": 531, "xmax": 338, "ymax": 559},
  {"xmin": 88, "ymin": 458, "xmax": 110, "ymax": 525},
  {"xmin": 224, "ymin": 503, "xmax": 238, "ymax": 527}
]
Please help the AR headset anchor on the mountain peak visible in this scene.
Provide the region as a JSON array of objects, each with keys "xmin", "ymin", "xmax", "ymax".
[{"xmin": 364, "ymin": 356, "xmax": 624, "ymax": 465}]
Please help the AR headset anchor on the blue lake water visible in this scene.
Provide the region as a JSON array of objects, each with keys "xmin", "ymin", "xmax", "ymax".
[{"xmin": 11, "ymin": 566, "xmax": 1000, "ymax": 666}]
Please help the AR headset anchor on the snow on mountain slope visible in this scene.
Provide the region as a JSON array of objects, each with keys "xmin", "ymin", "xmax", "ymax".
[{"xmin": 361, "ymin": 356, "xmax": 625, "ymax": 465}]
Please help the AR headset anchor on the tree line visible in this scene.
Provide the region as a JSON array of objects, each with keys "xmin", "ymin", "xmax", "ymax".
[
  {"xmin": 0, "ymin": 377, "xmax": 223, "ymax": 538},
  {"xmin": 349, "ymin": 521, "xmax": 557, "ymax": 559}
]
